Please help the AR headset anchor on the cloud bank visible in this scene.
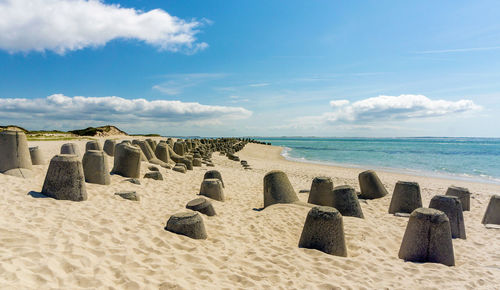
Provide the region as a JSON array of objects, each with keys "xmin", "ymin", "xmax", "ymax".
[
  {"xmin": 296, "ymin": 94, "xmax": 481, "ymax": 126},
  {"xmin": 0, "ymin": 94, "xmax": 252, "ymax": 125},
  {"xmin": 0, "ymin": 0, "xmax": 208, "ymax": 54}
]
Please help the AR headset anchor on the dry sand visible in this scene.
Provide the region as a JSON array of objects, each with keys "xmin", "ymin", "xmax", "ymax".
[{"xmin": 0, "ymin": 139, "xmax": 499, "ymax": 289}]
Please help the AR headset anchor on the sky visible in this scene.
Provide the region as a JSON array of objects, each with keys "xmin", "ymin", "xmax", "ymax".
[{"xmin": 0, "ymin": 0, "xmax": 499, "ymax": 137}]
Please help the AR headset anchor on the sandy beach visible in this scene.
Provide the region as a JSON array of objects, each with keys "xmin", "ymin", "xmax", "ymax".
[{"xmin": 0, "ymin": 138, "xmax": 499, "ymax": 289}]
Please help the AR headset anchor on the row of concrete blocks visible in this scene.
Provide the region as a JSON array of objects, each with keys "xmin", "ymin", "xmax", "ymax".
[
  {"xmin": 0, "ymin": 130, "xmax": 44, "ymax": 178},
  {"xmin": 163, "ymin": 170, "xmax": 225, "ymax": 239},
  {"xmin": 39, "ymin": 137, "xmax": 224, "ymax": 201},
  {"xmin": 163, "ymin": 169, "xmax": 458, "ymax": 264},
  {"xmin": 261, "ymin": 170, "xmax": 500, "ymax": 266},
  {"xmin": 164, "ymin": 170, "xmax": 225, "ymax": 238}
]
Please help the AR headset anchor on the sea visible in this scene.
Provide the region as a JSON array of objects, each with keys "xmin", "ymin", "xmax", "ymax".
[{"xmin": 252, "ymin": 137, "xmax": 500, "ymax": 184}]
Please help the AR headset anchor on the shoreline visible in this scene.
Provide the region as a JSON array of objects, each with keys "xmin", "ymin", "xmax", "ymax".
[
  {"xmin": 250, "ymin": 144, "xmax": 500, "ymax": 195},
  {"xmin": 278, "ymin": 146, "xmax": 500, "ymax": 186}
]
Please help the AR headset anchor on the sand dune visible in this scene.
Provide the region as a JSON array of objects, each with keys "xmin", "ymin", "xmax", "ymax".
[{"xmin": 0, "ymin": 139, "xmax": 499, "ymax": 289}]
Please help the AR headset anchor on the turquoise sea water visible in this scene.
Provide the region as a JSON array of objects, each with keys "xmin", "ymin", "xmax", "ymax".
[{"xmin": 253, "ymin": 137, "xmax": 500, "ymax": 184}]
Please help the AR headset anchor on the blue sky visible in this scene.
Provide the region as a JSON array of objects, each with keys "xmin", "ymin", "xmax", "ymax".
[{"xmin": 0, "ymin": 0, "xmax": 499, "ymax": 137}]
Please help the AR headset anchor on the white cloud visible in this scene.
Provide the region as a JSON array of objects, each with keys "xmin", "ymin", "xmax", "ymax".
[
  {"xmin": 153, "ymin": 73, "xmax": 226, "ymax": 96},
  {"xmin": 329, "ymin": 100, "xmax": 350, "ymax": 108},
  {"xmin": 0, "ymin": 94, "xmax": 252, "ymax": 126},
  {"xmin": 0, "ymin": 0, "xmax": 208, "ymax": 54},
  {"xmin": 295, "ymin": 94, "xmax": 481, "ymax": 126},
  {"xmin": 228, "ymin": 96, "xmax": 249, "ymax": 103},
  {"xmin": 415, "ymin": 46, "xmax": 500, "ymax": 54},
  {"xmin": 248, "ymin": 83, "xmax": 270, "ymax": 87}
]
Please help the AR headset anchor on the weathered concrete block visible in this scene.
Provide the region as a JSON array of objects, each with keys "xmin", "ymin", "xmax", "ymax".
[
  {"xmin": 42, "ymin": 155, "xmax": 87, "ymax": 201},
  {"xmin": 203, "ymin": 170, "xmax": 224, "ymax": 188},
  {"xmin": 61, "ymin": 143, "xmax": 80, "ymax": 156},
  {"xmin": 298, "ymin": 206, "xmax": 347, "ymax": 256},
  {"xmin": 389, "ymin": 181, "xmax": 422, "ymax": 214},
  {"xmin": 82, "ymin": 150, "xmax": 110, "ymax": 185},
  {"xmin": 398, "ymin": 208, "xmax": 454, "ymax": 266},
  {"xmin": 29, "ymin": 146, "xmax": 45, "ymax": 165},
  {"xmin": 332, "ymin": 185, "xmax": 364, "ymax": 218},
  {"xmin": 85, "ymin": 140, "xmax": 101, "ymax": 152},
  {"xmin": 111, "ymin": 142, "xmax": 141, "ymax": 178},
  {"xmin": 0, "ymin": 130, "xmax": 32, "ymax": 175},
  {"xmin": 173, "ymin": 141, "xmax": 185, "ymax": 156},
  {"xmin": 446, "ymin": 186, "xmax": 471, "ymax": 211},
  {"xmin": 165, "ymin": 212, "xmax": 207, "ymax": 239},
  {"xmin": 172, "ymin": 165, "xmax": 187, "ymax": 173},
  {"xmin": 200, "ymin": 179, "xmax": 225, "ymax": 201},
  {"xmin": 123, "ymin": 178, "xmax": 140, "ymax": 185},
  {"xmin": 144, "ymin": 171, "xmax": 163, "ymax": 180},
  {"xmin": 186, "ymin": 197, "xmax": 216, "ymax": 216},
  {"xmin": 115, "ymin": 191, "xmax": 140, "ymax": 201},
  {"xmin": 263, "ymin": 170, "xmax": 298, "ymax": 208},
  {"xmin": 155, "ymin": 142, "xmax": 172, "ymax": 164},
  {"xmin": 429, "ymin": 195, "xmax": 466, "ymax": 239},
  {"xmin": 193, "ymin": 158, "xmax": 202, "ymax": 167},
  {"xmin": 307, "ymin": 176, "xmax": 334, "ymax": 206},
  {"xmin": 482, "ymin": 195, "xmax": 500, "ymax": 225},
  {"xmin": 181, "ymin": 158, "xmax": 193, "ymax": 170},
  {"xmin": 103, "ymin": 139, "xmax": 116, "ymax": 156},
  {"xmin": 146, "ymin": 139, "xmax": 157, "ymax": 152},
  {"xmin": 358, "ymin": 170, "xmax": 388, "ymax": 199}
]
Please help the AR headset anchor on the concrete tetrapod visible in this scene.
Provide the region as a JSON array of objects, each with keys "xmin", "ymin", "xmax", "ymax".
[
  {"xmin": 82, "ymin": 150, "xmax": 111, "ymax": 185},
  {"xmin": 29, "ymin": 146, "xmax": 45, "ymax": 165},
  {"xmin": 263, "ymin": 170, "xmax": 299, "ymax": 208},
  {"xmin": 482, "ymin": 195, "xmax": 500, "ymax": 225},
  {"xmin": 429, "ymin": 195, "xmax": 466, "ymax": 239},
  {"xmin": 398, "ymin": 208, "xmax": 454, "ymax": 266},
  {"xmin": 181, "ymin": 158, "xmax": 193, "ymax": 170},
  {"xmin": 111, "ymin": 142, "xmax": 141, "ymax": 178},
  {"xmin": 199, "ymin": 179, "xmax": 225, "ymax": 201},
  {"xmin": 146, "ymin": 139, "xmax": 157, "ymax": 152},
  {"xmin": 0, "ymin": 130, "xmax": 32, "ymax": 177},
  {"xmin": 168, "ymin": 146, "xmax": 185, "ymax": 163},
  {"xmin": 165, "ymin": 212, "xmax": 207, "ymax": 239},
  {"xmin": 186, "ymin": 197, "xmax": 216, "ymax": 216},
  {"xmin": 445, "ymin": 186, "xmax": 471, "ymax": 211},
  {"xmin": 298, "ymin": 206, "xmax": 347, "ymax": 257},
  {"xmin": 85, "ymin": 140, "xmax": 101, "ymax": 152},
  {"xmin": 144, "ymin": 171, "xmax": 163, "ymax": 180},
  {"xmin": 137, "ymin": 141, "xmax": 155, "ymax": 160},
  {"xmin": 388, "ymin": 181, "xmax": 422, "ymax": 214},
  {"xmin": 42, "ymin": 155, "xmax": 87, "ymax": 201},
  {"xmin": 131, "ymin": 140, "xmax": 148, "ymax": 161},
  {"xmin": 61, "ymin": 143, "xmax": 80, "ymax": 156},
  {"xmin": 307, "ymin": 176, "xmax": 334, "ymax": 206},
  {"xmin": 103, "ymin": 139, "xmax": 116, "ymax": 156},
  {"xmin": 137, "ymin": 140, "xmax": 170, "ymax": 168},
  {"xmin": 193, "ymin": 158, "xmax": 202, "ymax": 167},
  {"xmin": 332, "ymin": 185, "xmax": 364, "ymax": 218},
  {"xmin": 115, "ymin": 191, "xmax": 139, "ymax": 201},
  {"xmin": 203, "ymin": 170, "xmax": 224, "ymax": 188},
  {"xmin": 172, "ymin": 164, "xmax": 187, "ymax": 173},
  {"xmin": 155, "ymin": 142, "xmax": 172, "ymax": 164},
  {"xmin": 173, "ymin": 141, "xmax": 185, "ymax": 156},
  {"xmin": 358, "ymin": 170, "xmax": 388, "ymax": 199}
]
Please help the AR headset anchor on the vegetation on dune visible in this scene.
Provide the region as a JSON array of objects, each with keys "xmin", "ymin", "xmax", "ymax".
[
  {"xmin": 130, "ymin": 133, "xmax": 162, "ymax": 137},
  {"xmin": 69, "ymin": 125, "xmax": 128, "ymax": 136},
  {"xmin": 1, "ymin": 124, "xmax": 164, "ymax": 138}
]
